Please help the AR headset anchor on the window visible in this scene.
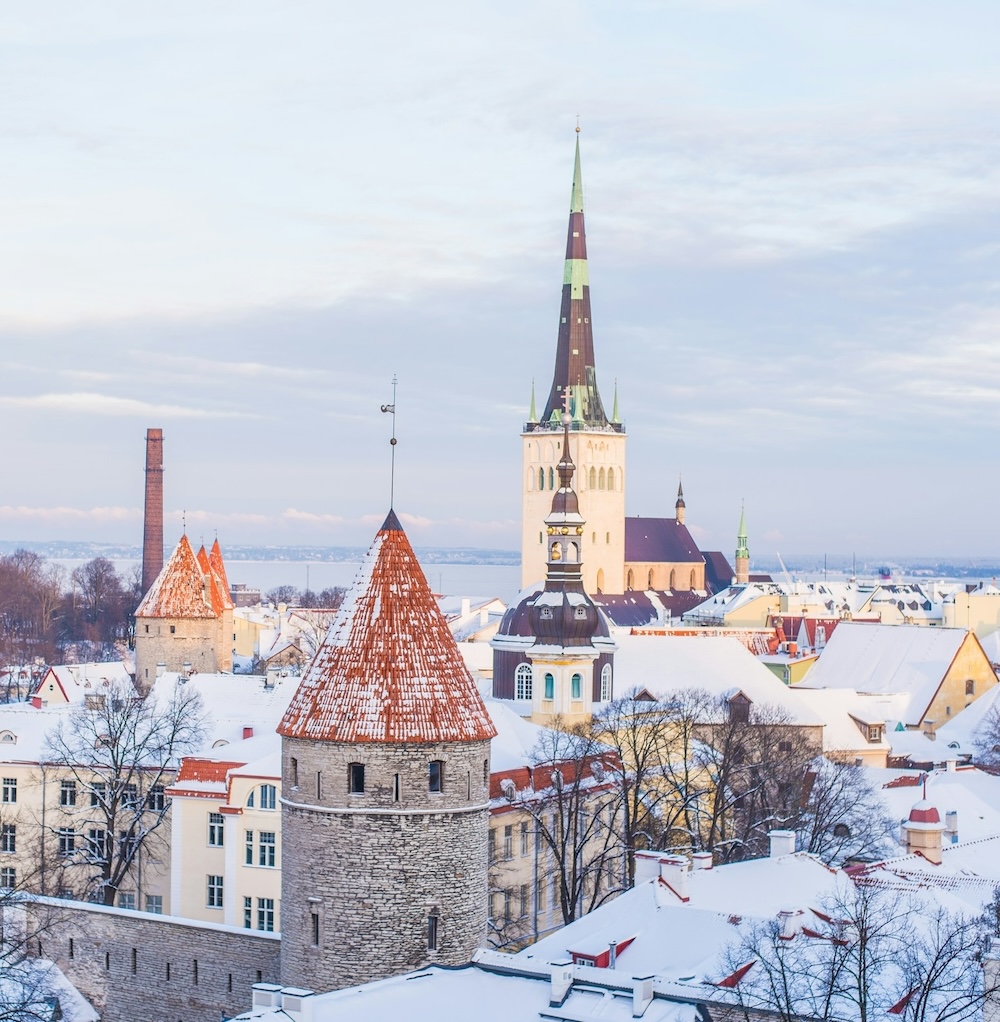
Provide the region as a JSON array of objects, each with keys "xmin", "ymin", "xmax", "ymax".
[
  {"xmin": 207, "ymin": 875, "xmax": 224, "ymax": 908},
  {"xmin": 243, "ymin": 896, "xmax": 252, "ymax": 929},
  {"xmin": 867, "ymin": 726, "xmax": 881, "ymax": 743},
  {"xmin": 60, "ymin": 780, "xmax": 77, "ymax": 807},
  {"xmin": 502, "ymin": 888, "xmax": 512, "ymax": 923},
  {"xmin": 311, "ymin": 912, "xmax": 320, "ymax": 947},
  {"xmin": 122, "ymin": 783, "xmax": 139, "ymax": 809},
  {"xmin": 316, "ymin": 771, "xmax": 322, "ymax": 799},
  {"xmin": 246, "ymin": 789, "xmax": 255, "ymax": 808},
  {"xmin": 607, "ymin": 468, "xmax": 614, "ymax": 490},
  {"xmin": 169, "ymin": 625, "xmax": 176, "ymax": 634},
  {"xmin": 544, "ymin": 674, "xmax": 554, "ymax": 700},
  {"xmin": 589, "ymin": 467, "xmax": 596, "ymax": 489},
  {"xmin": 259, "ymin": 784, "xmax": 276, "ymax": 810},
  {"xmin": 429, "ymin": 761, "xmax": 444, "ymax": 793},
  {"xmin": 147, "ymin": 785, "xmax": 166, "ymax": 811},
  {"xmin": 393, "ymin": 774, "xmax": 400, "ymax": 802},
  {"xmin": 537, "ymin": 874, "xmax": 547, "ymax": 911},
  {"xmin": 966, "ymin": 679, "xmax": 976, "ymax": 696},
  {"xmin": 515, "ymin": 663, "xmax": 533, "ymax": 701},
  {"xmin": 488, "ymin": 828, "xmax": 496, "ymax": 862},
  {"xmin": 520, "ymin": 884, "xmax": 529, "ymax": 918},
  {"xmin": 0, "ymin": 825, "xmax": 14, "ymax": 854},
  {"xmin": 571, "ymin": 674, "xmax": 582, "ymax": 700},
  {"xmin": 58, "ymin": 828, "xmax": 75, "ymax": 857},
  {"xmin": 208, "ymin": 813, "xmax": 224, "ymax": 847},
  {"xmin": 119, "ymin": 831, "xmax": 138, "ymax": 859},
  {"xmin": 503, "ymin": 825, "xmax": 513, "ymax": 859},
  {"xmin": 600, "ymin": 664, "xmax": 612, "ymax": 702},
  {"xmin": 2, "ymin": 778, "xmax": 16, "ymax": 803},
  {"xmin": 484, "ymin": 759, "xmax": 489, "ymax": 785},
  {"xmin": 538, "ymin": 468, "xmax": 544, "ymax": 491},
  {"xmin": 348, "ymin": 763, "xmax": 365, "ymax": 794},
  {"xmin": 257, "ymin": 897, "xmax": 275, "ymax": 932},
  {"xmin": 88, "ymin": 828, "xmax": 109, "ymax": 859},
  {"xmin": 90, "ymin": 782, "xmax": 106, "ymax": 808},
  {"xmin": 145, "ymin": 895, "xmax": 163, "ymax": 914},
  {"xmin": 290, "ymin": 757, "xmax": 298, "ymax": 787},
  {"xmin": 729, "ymin": 694, "xmax": 751, "ymax": 724},
  {"xmin": 520, "ymin": 821, "xmax": 529, "ymax": 856},
  {"xmin": 118, "ymin": 892, "xmax": 136, "ymax": 910},
  {"xmin": 244, "ymin": 830, "xmax": 253, "ymax": 865},
  {"xmin": 258, "ymin": 831, "xmax": 276, "ymax": 867},
  {"xmin": 778, "ymin": 741, "xmax": 792, "ymax": 753},
  {"xmin": 548, "ymin": 467, "xmax": 555, "ymax": 490},
  {"xmin": 0, "ymin": 867, "xmax": 13, "ymax": 888},
  {"xmin": 833, "ymin": 823, "xmax": 852, "ymax": 839},
  {"xmin": 427, "ymin": 912, "xmax": 439, "ymax": 951}
]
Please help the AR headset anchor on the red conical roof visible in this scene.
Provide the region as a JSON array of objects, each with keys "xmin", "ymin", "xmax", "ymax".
[
  {"xmin": 136, "ymin": 534, "xmax": 216, "ymax": 619},
  {"xmin": 209, "ymin": 539, "xmax": 233, "ymax": 608},
  {"xmin": 279, "ymin": 511, "xmax": 497, "ymax": 744},
  {"xmin": 196, "ymin": 543, "xmax": 234, "ymax": 615}
]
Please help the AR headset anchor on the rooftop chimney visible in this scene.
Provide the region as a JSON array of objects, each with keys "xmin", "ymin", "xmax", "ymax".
[
  {"xmin": 141, "ymin": 428, "xmax": 164, "ymax": 595},
  {"xmin": 769, "ymin": 830, "xmax": 796, "ymax": 858}
]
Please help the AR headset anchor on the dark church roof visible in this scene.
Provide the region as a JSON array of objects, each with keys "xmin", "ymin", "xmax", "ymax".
[
  {"xmin": 624, "ymin": 517, "xmax": 703, "ymax": 565},
  {"xmin": 592, "ymin": 590, "xmax": 706, "ymax": 628},
  {"xmin": 702, "ymin": 551, "xmax": 735, "ymax": 594}
]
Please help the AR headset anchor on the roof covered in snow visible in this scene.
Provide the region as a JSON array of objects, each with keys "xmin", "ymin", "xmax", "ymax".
[
  {"xmin": 279, "ymin": 511, "xmax": 496, "ymax": 744},
  {"xmin": 135, "ymin": 533, "xmax": 216, "ymax": 620}
]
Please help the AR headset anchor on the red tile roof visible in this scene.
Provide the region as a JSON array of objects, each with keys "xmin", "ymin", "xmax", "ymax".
[
  {"xmin": 136, "ymin": 534, "xmax": 216, "ymax": 619},
  {"xmin": 209, "ymin": 539, "xmax": 234, "ymax": 609},
  {"xmin": 279, "ymin": 510, "xmax": 497, "ymax": 745},
  {"xmin": 196, "ymin": 544, "xmax": 234, "ymax": 616}
]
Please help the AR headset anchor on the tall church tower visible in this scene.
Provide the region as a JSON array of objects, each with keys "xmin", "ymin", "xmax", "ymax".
[
  {"xmin": 735, "ymin": 503, "xmax": 750, "ymax": 585},
  {"xmin": 522, "ymin": 132, "xmax": 626, "ymax": 594},
  {"xmin": 278, "ymin": 510, "xmax": 497, "ymax": 992}
]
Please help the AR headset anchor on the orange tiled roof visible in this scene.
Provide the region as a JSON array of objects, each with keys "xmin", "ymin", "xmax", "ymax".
[
  {"xmin": 279, "ymin": 510, "xmax": 497, "ymax": 744},
  {"xmin": 209, "ymin": 539, "xmax": 234, "ymax": 610},
  {"xmin": 196, "ymin": 544, "xmax": 234, "ymax": 616},
  {"xmin": 136, "ymin": 534, "xmax": 217, "ymax": 619}
]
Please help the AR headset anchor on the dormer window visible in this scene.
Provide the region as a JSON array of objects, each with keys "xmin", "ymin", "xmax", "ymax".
[
  {"xmin": 540, "ymin": 608, "xmax": 553, "ymax": 620},
  {"xmin": 867, "ymin": 726, "xmax": 881, "ymax": 742},
  {"xmin": 574, "ymin": 607, "xmax": 587, "ymax": 620}
]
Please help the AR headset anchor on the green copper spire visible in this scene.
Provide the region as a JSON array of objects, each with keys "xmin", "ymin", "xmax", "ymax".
[
  {"xmin": 736, "ymin": 502, "xmax": 749, "ymax": 559},
  {"xmin": 570, "ymin": 131, "xmax": 584, "ymax": 214},
  {"xmin": 528, "ymin": 379, "xmax": 537, "ymax": 423},
  {"xmin": 611, "ymin": 378, "xmax": 620, "ymax": 424}
]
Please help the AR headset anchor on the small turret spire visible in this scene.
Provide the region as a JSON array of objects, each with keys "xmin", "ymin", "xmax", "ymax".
[
  {"xmin": 675, "ymin": 477, "xmax": 686, "ymax": 525},
  {"xmin": 611, "ymin": 378, "xmax": 620, "ymax": 424},
  {"xmin": 528, "ymin": 379, "xmax": 538, "ymax": 423},
  {"xmin": 735, "ymin": 500, "xmax": 750, "ymax": 585}
]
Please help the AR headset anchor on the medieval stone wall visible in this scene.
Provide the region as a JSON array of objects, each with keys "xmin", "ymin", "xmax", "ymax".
[
  {"xmin": 134, "ymin": 618, "xmax": 218, "ymax": 691},
  {"xmin": 280, "ymin": 737, "xmax": 491, "ymax": 992},
  {"xmin": 31, "ymin": 899, "xmax": 279, "ymax": 1022}
]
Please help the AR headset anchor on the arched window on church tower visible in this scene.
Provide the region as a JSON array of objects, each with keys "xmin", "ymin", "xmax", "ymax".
[
  {"xmin": 626, "ymin": 569, "xmax": 634, "ymax": 590},
  {"xmin": 548, "ymin": 467, "xmax": 555, "ymax": 490},
  {"xmin": 538, "ymin": 468, "xmax": 544, "ymax": 491},
  {"xmin": 589, "ymin": 467, "xmax": 596, "ymax": 489},
  {"xmin": 598, "ymin": 468, "xmax": 606, "ymax": 490},
  {"xmin": 690, "ymin": 569, "xmax": 696, "ymax": 590},
  {"xmin": 566, "ymin": 542, "xmax": 579, "ymax": 562},
  {"xmin": 596, "ymin": 569, "xmax": 605, "ymax": 592},
  {"xmin": 600, "ymin": 663, "xmax": 612, "ymax": 702},
  {"xmin": 544, "ymin": 673, "xmax": 554, "ymax": 700},
  {"xmin": 571, "ymin": 674, "xmax": 582, "ymax": 700},
  {"xmin": 669, "ymin": 569, "xmax": 676, "ymax": 590},
  {"xmin": 607, "ymin": 468, "xmax": 614, "ymax": 491},
  {"xmin": 515, "ymin": 663, "xmax": 532, "ymax": 701},
  {"xmin": 647, "ymin": 569, "xmax": 654, "ymax": 589}
]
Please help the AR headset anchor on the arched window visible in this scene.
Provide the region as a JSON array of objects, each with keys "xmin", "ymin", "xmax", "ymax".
[
  {"xmin": 607, "ymin": 468, "xmax": 614, "ymax": 490},
  {"xmin": 669, "ymin": 569, "xmax": 676, "ymax": 590},
  {"xmin": 566, "ymin": 541, "xmax": 579, "ymax": 562},
  {"xmin": 544, "ymin": 673, "xmax": 554, "ymax": 700},
  {"xmin": 515, "ymin": 663, "xmax": 533, "ymax": 701},
  {"xmin": 600, "ymin": 664, "xmax": 613, "ymax": 702},
  {"xmin": 606, "ymin": 532, "xmax": 610, "ymax": 544},
  {"xmin": 589, "ymin": 467, "xmax": 596, "ymax": 489},
  {"xmin": 538, "ymin": 468, "xmax": 544, "ymax": 490},
  {"xmin": 647, "ymin": 569, "xmax": 654, "ymax": 589},
  {"xmin": 596, "ymin": 569, "xmax": 605, "ymax": 592},
  {"xmin": 690, "ymin": 569, "xmax": 696, "ymax": 589},
  {"xmin": 626, "ymin": 569, "xmax": 634, "ymax": 590},
  {"xmin": 571, "ymin": 674, "xmax": 582, "ymax": 700},
  {"xmin": 598, "ymin": 468, "xmax": 606, "ymax": 490},
  {"xmin": 548, "ymin": 467, "xmax": 555, "ymax": 490}
]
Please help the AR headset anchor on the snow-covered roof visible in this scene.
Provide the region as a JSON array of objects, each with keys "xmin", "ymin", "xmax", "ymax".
[
  {"xmin": 136, "ymin": 533, "xmax": 217, "ymax": 619},
  {"xmin": 613, "ymin": 634, "xmax": 824, "ymax": 726},
  {"xmin": 682, "ymin": 583, "xmax": 780, "ymax": 625},
  {"xmin": 789, "ymin": 687, "xmax": 893, "ymax": 753},
  {"xmin": 33, "ymin": 661, "xmax": 132, "ymax": 704},
  {"xmin": 798, "ymin": 623, "xmax": 979, "ymax": 726},
  {"xmin": 279, "ymin": 511, "xmax": 496, "ymax": 745}
]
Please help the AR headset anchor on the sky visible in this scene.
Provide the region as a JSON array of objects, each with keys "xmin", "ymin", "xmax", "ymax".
[{"xmin": 2, "ymin": 1, "xmax": 999, "ymax": 559}]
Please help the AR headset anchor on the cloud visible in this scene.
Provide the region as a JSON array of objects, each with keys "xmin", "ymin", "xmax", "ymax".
[
  {"xmin": 0, "ymin": 392, "xmax": 256, "ymax": 419},
  {"xmin": 0, "ymin": 505, "xmax": 140, "ymax": 523}
]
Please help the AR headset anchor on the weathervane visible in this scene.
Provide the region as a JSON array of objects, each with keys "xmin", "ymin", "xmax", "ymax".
[{"xmin": 380, "ymin": 375, "xmax": 398, "ymax": 509}]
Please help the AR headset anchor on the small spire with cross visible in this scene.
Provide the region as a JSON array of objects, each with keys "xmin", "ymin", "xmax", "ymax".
[{"xmin": 380, "ymin": 375, "xmax": 399, "ymax": 509}]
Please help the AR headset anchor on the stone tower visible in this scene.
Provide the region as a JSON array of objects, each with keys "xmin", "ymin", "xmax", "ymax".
[
  {"xmin": 674, "ymin": 478, "xmax": 686, "ymax": 526},
  {"xmin": 134, "ymin": 533, "xmax": 231, "ymax": 691},
  {"xmin": 522, "ymin": 132, "xmax": 626, "ymax": 595},
  {"xmin": 141, "ymin": 428, "xmax": 164, "ymax": 596},
  {"xmin": 735, "ymin": 503, "xmax": 750, "ymax": 585},
  {"xmin": 495, "ymin": 417, "xmax": 616, "ymax": 726},
  {"xmin": 278, "ymin": 510, "xmax": 497, "ymax": 992}
]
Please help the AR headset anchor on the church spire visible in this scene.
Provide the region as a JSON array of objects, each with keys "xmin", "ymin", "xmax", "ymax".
[
  {"xmin": 539, "ymin": 131, "xmax": 612, "ymax": 429},
  {"xmin": 735, "ymin": 501, "xmax": 750, "ymax": 585},
  {"xmin": 675, "ymin": 477, "xmax": 686, "ymax": 525}
]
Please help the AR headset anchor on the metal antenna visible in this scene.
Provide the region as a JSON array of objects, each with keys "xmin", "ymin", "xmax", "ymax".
[
  {"xmin": 182, "ymin": 509, "xmax": 186, "ymax": 534},
  {"xmin": 380, "ymin": 375, "xmax": 398, "ymax": 508}
]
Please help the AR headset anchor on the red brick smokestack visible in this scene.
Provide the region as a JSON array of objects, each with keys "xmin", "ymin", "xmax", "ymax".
[{"xmin": 141, "ymin": 428, "xmax": 164, "ymax": 595}]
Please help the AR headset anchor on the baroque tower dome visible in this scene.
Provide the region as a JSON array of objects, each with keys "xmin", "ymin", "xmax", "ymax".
[{"xmin": 278, "ymin": 509, "xmax": 496, "ymax": 992}]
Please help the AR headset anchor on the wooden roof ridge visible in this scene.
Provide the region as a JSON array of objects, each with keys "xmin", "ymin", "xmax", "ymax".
[
  {"xmin": 278, "ymin": 511, "xmax": 497, "ymax": 745},
  {"xmin": 136, "ymin": 534, "xmax": 217, "ymax": 620}
]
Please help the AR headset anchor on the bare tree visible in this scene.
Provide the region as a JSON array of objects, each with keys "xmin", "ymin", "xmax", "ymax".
[
  {"xmin": 42, "ymin": 678, "xmax": 207, "ymax": 905},
  {"xmin": 505, "ymin": 722, "xmax": 624, "ymax": 928}
]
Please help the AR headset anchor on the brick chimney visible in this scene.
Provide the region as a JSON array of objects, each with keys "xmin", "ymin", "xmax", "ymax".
[{"xmin": 141, "ymin": 428, "xmax": 164, "ymax": 595}]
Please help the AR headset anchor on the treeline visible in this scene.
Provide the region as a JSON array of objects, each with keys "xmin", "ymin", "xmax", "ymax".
[
  {"xmin": 263, "ymin": 585, "xmax": 347, "ymax": 609},
  {"xmin": 0, "ymin": 550, "xmax": 140, "ymax": 665}
]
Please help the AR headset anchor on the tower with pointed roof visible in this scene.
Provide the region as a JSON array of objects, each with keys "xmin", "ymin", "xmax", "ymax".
[
  {"xmin": 133, "ymin": 533, "xmax": 233, "ymax": 691},
  {"xmin": 522, "ymin": 132, "xmax": 626, "ymax": 595},
  {"xmin": 674, "ymin": 479, "xmax": 686, "ymax": 526},
  {"xmin": 735, "ymin": 504, "xmax": 750, "ymax": 586},
  {"xmin": 496, "ymin": 417, "xmax": 616, "ymax": 725},
  {"xmin": 278, "ymin": 510, "xmax": 497, "ymax": 992}
]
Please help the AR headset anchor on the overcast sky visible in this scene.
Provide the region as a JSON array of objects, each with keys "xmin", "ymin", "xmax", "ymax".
[{"xmin": 2, "ymin": 1, "xmax": 999, "ymax": 559}]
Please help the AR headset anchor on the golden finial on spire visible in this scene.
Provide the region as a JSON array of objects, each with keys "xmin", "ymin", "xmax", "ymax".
[{"xmin": 575, "ymin": 115, "xmax": 580, "ymax": 133}]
